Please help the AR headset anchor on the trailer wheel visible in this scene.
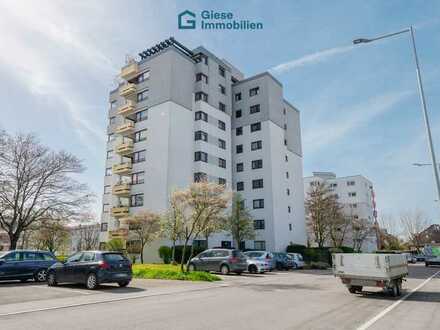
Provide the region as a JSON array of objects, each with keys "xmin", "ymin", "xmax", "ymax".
[
  {"xmin": 348, "ymin": 285, "xmax": 362, "ymax": 294},
  {"xmin": 348, "ymin": 286, "xmax": 357, "ymax": 294},
  {"xmin": 389, "ymin": 282, "xmax": 399, "ymax": 297}
]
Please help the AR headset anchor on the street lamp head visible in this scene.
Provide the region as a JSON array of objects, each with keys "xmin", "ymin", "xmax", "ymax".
[{"xmin": 353, "ymin": 38, "xmax": 371, "ymax": 45}]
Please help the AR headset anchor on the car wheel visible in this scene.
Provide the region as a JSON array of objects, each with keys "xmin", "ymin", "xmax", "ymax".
[
  {"xmin": 293, "ymin": 262, "xmax": 298, "ymax": 269},
  {"xmin": 188, "ymin": 263, "xmax": 196, "ymax": 272},
  {"xmin": 220, "ymin": 264, "xmax": 230, "ymax": 275},
  {"xmin": 47, "ymin": 272, "xmax": 58, "ymax": 287},
  {"xmin": 248, "ymin": 265, "xmax": 258, "ymax": 274},
  {"xmin": 86, "ymin": 273, "xmax": 98, "ymax": 290},
  {"xmin": 425, "ymin": 262, "xmax": 430, "ymax": 267},
  {"xmin": 118, "ymin": 281, "xmax": 130, "ymax": 287},
  {"xmin": 34, "ymin": 269, "xmax": 47, "ymax": 282}
]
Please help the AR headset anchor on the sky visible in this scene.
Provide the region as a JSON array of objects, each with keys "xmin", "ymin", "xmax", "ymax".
[{"xmin": 1, "ymin": 1, "xmax": 439, "ymax": 231}]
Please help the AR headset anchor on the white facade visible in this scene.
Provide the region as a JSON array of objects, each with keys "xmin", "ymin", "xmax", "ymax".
[
  {"xmin": 303, "ymin": 172, "xmax": 378, "ymax": 252},
  {"xmin": 100, "ymin": 38, "xmax": 306, "ymax": 261}
]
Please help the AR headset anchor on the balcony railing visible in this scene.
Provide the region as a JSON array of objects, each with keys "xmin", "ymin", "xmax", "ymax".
[
  {"xmin": 112, "ymin": 162, "xmax": 132, "ymax": 175},
  {"xmin": 115, "ymin": 140, "xmax": 134, "ymax": 155},
  {"xmin": 112, "ymin": 183, "xmax": 131, "ymax": 196},
  {"xmin": 117, "ymin": 101, "xmax": 136, "ymax": 116},
  {"xmin": 109, "ymin": 228, "xmax": 129, "ymax": 239},
  {"xmin": 120, "ymin": 62, "xmax": 139, "ymax": 81},
  {"xmin": 119, "ymin": 83, "xmax": 136, "ymax": 98},
  {"xmin": 111, "ymin": 206, "xmax": 130, "ymax": 218},
  {"xmin": 115, "ymin": 121, "xmax": 135, "ymax": 136}
]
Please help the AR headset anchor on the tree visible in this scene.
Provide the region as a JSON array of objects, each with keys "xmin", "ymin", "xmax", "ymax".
[
  {"xmin": 106, "ymin": 238, "xmax": 124, "ymax": 251},
  {"xmin": 223, "ymin": 193, "xmax": 255, "ymax": 250},
  {"xmin": 167, "ymin": 182, "xmax": 228, "ymax": 272},
  {"xmin": 31, "ymin": 218, "xmax": 70, "ymax": 254},
  {"xmin": 0, "ymin": 131, "xmax": 90, "ymax": 250},
  {"xmin": 76, "ymin": 223, "xmax": 100, "ymax": 251},
  {"xmin": 327, "ymin": 195, "xmax": 349, "ymax": 248},
  {"xmin": 130, "ymin": 210, "xmax": 162, "ymax": 263},
  {"xmin": 162, "ymin": 195, "xmax": 183, "ymax": 263},
  {"xmin": 400, "ymin": 209, "xmax": 429, "ymax": 251},
  {"xmin": 351, "ymin": 218, "xmax": 374, "ymax": 252},
  {"xmin": 305, "ymin": 183, "xmax": 333, "ymax": 248}
]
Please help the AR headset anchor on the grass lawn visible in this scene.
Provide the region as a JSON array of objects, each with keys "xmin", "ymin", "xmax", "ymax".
[{"xmin": 132, "ymin": 264, "xmax": 221, "ymax": 282}]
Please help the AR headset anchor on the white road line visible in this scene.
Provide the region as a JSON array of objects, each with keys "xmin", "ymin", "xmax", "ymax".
[{"xmin": 357, "ymin": 269, "xmax": 440, "ymax": 330}]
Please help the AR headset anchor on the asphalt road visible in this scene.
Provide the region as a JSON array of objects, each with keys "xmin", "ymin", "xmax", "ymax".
[{"xmin": 0, "ymin": 264, "xmax": 439, "ymax": 330}]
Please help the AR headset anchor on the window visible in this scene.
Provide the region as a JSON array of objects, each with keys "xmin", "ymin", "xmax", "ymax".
[
  {"xmin": 104, "ymin": 185, "xmax": 111, "ymax": 194},
  {"xmin": 236, "ymin": 163, "xmax": 244, "ymax": 172},
  {"xmin": 330, "ymin": 183, "xmax": 338, "ymax": 188},
  {"xmin": 133, "ymin": 150, "xmax": 146, "ymax": 163},
  {"xmin": 254, "ymin": 240, "xmax": 266, "ymax": 250},
  {"xmin": 193, "ymin": 240, "xmax": 208, "ymax": 249},
  {"xmin": 284, "ymin": 124, "xmax": 287, "ymax": 130},
  {"xmin": 236, "ymin": 144, "xmax": 243, "ymax": 154},
  {"xmin": 283, "ymin": 108, "xmax": 286, "ymax": 115},
  {"xmin": 253, "ymin": 199, "xmax": 264, "ymax": 209},
  {"xmin": 194, "ymin": 172, "xmax": 207, "ymax": 182},
  {"xmin": 81, "ymin": 252, "xmax": 96, "ymax": 262},
  {"xmin": 107, "ymin": 133, "xmax": 115, "ymax": 142},
  {"xmin": 194, "ymin": 151, "xmax": 208, "ymax": 162},
  {"xmin": 252, "ymin": 179, "xmax": 264, "ymax": 189},
  {"xmin": 286, "ymin": 188, "xmax": 290, "ymax": 196},
  {"xmin": 350, "ymin": 203, "xmax": 358, "ymax": 208},
  {"xmin": 231, "ymin": 76, "xmax": 238, "ymax": 83},
  {"xmin": 219, "ymin": 102, "xmax": 226, "ymax": 112},
  {"xmin": 251, "ymin": 140, "xmax": 262, "ymax": 151},
  {"xmin": 235, "ymin": 93, "xmax": 242, "ymax": 101},
  {"xmin": 288, "ymin": 206, "xmax": 291, "ymax": 213},
  {"xmin": 137, "ymin": 89, "xmax": 148, "ymax": 102},
  {"xmin": 134, "ymin": 129, "xmax": 147, "ymax": 142},
  {"xmin": 348, "ymin": 192, "xmax": 357, "ymax": 197},
  {"xmin": 131, "ymin": 194, "xmax": 144, "ymax": 207},
  {"xmin": 105, "ymin": 167, "xmax": 112, "ymax": 176},
  {"xmin": 284, "ymin": 139, "xmax": 287, "ymax": 146},
  {"xmin": 109, "ymin": 116, "xmax": 116, "ymax": 125},
  {"xmin": 218, "ymin": 65, "xmax": 225, "ymax": 77},
  {"xmin": 218, "ymin": 120, "xmax": 226, "ymax": 130},
  {"xmin": 236, "ymin": 127, "xmax": 243, "ymax": 136},
  {"xmin": 235, "ymin": 109, "xmax": 242, "ymax": 118},
  {"xmin": 67, "ymin": 252, "xmax": 83, "ymax": 263},
  {"xmin": 218, "ymin": 139, "xmax": 226, "ymax": 149},
  {"xmin": 202, "ymin": 54, "xmax": 208, "ymax": 65},
  {"xmin": 218, "ymin": 158, "xmax": 226, "ymax": 168},
  {"xmin": 195, "ymin": 130, "xmax": 208, "ymax": 142},
  {"xmin": 195, "ymin": 73, "xmax": 208, "ymax": 84},
  {"xmin": 138, "ymin": 71, "xmax": 150, "ymax": 83},
  {"xmin": 135, "ymin": 109, "xmax": 148, "ymax": 122},
  {"xmin": 218, "ymin": 178, "xmax": 226, "ymax": 185},
  {"xmin": 250, "ymin": 104, "xmax": 260, "ymax": 114},
  {"xmin": 286, "ymin": 172, "xmax": 289, "ymax": 179},
  {"xmin": 289, "ymin": 224, "xmax": 292, "ymax": 231},
  {"xmin": 252, "ymin": 159, "xmax": 263, "ymax": 169},
  {"xmin": 195, "ymin": 111, "xmax": 208, "ymax": 122},
  {"xmin": 236, "ymin": 181, "xmax": 244, "ymax": 191},
  {"xmin": 221, "ymin": 241, "xmax": 232, "ymax": 249},
  {"xmin": 238, "ymin": 200, "xmax": 245, "ymax": 210},
  {"xmin": 250, "ymin": 122, "xmax": 261, "ymax": 132},
  {"xmin": 102, "ymin": 203, "xmax": 110, "ymax": 213},
  {"xmin": 254, "ymin": 220, "xmax": 265, "ymax": 230},
  {"xmin": 106, "ymin": 150, "xmax": 113, "ymax": 159},
  {"xmin": 131, "ymin": 171, "xmax": 145, "ymax": 185},
  {"xmin": 347, "ymin": 181, "xmax": 356, "ymax": 186},
  {"xmin": 249, "ymin": 87, "xmax": 259, "ymax": 97},
  {"xmin": 110, "ymin": 100, "xmax": 117, "ymax": 110},
  {"xmin": 219, "ymin": 84, "xmax": 226, "ymax": 95},
  {"xmin": 285, "ymin": 155, "xmax": 288, "ymax": 162},
  {"xmin": 195, "ymin": 92, "xmax": 208, "ymax": 102}
]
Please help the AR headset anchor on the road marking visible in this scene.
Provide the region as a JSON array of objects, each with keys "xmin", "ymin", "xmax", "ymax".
[{"xmin": 357, "ymin": 269, "xmax": 440, "ymax": 330}]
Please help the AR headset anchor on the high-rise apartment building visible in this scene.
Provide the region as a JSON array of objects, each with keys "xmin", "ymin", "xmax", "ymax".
[
  {"xmin": 303, "ymin": 172, "xmax": 378, "ymax": 252},
  {"xmin": 100, "ymin": 38, "xmax": 306, "ymax": 261}
]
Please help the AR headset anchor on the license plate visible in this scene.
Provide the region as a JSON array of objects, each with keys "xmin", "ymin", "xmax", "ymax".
[{"xmin": 114, "ymin": 273, "xmax": 127, "ymax": 277}]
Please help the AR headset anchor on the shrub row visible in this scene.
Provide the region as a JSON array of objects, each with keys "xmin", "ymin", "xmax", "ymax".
[
  {"xmin": 286, "ymin": 244, "xmax": 355, "ymax": 265},
  {"xmin": 158, "ymin": 245, "xmax": 206, "ymax": 264}
]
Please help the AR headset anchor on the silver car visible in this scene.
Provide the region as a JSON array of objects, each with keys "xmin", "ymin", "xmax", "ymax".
[
  {"xmin": 244, "ymin": 251, "xmax": 275, "ymax": 271},
  {"xmin": 287, "ymin": 253, "xmax": 305, "ymax": 269},
  {"xmin": 188, "ymin": 249, "xmax": 247, "ymax": 275}
]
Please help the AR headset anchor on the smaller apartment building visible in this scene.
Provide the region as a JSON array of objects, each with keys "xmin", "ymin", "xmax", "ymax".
[{"xmin": 303, "ymin": 172, "xmax": 378, "ymax": 252}]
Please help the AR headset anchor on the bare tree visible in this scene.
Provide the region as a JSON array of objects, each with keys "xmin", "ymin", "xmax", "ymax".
[
  {"xmin": 130, "ymin": 210, "xmax": 162, "ymax": 263},
  {"xmin": 31, "ymin": 218, "xmax": 70, "ymax": 254},
  {"xmin": 223, "ymin": 193, "xmax": 255, "ymax": 250},
  {"xmin": 0, "ymin": 131, "xmax": 90, "ymax": 250},
  {"xmin": 327, "ymin": 195, "xmax": 350, "ymax": 248},
  {"xmin": 351, "ymin": 218, "xmax": 374, "ymax": 252},
  {"xmin": 400, "ymin": 209, "xmax": 429, "ymax": 251},
  {"xmin": 76, "ymin": 223, "xmax": 100, "ymax": 251},
  {"xmin": 162, "ymin": 195, "xmax": 183, "ymax": 263}
]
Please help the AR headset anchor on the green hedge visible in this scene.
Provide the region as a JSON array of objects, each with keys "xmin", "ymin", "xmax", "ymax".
[
  {"xmin": 286, "ymin": 245, "xmax": 355, "ymax": 265},
  {"xmin": 170, "ymin": 245, "xmax": 206, "ymax": 264}
]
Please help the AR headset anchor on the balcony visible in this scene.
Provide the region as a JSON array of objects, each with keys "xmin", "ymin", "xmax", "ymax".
[
  {"xmin": 112, "ymin": 162, "xmax": 132, "ymax": 175},
  {"xmin": 111, "ymin": 206, "xmax": 130, "ymax": 218},
  {"xmin": 119, "ymin": 216, "xmax": 134, "ymax": 227},
  {"xmin": 120, "ymin": 62, "xmax": 139, "ymax": 81},
  {"xmin": 115, "ymin": 121, "xmax": 135, "ymax": 136},
  {"xmin": 112, "ymin": 183, "xmax": 131, "ymax": 197},
  {"xmin": 115, "ymin": 140, "xmax": 133, "ymax": 156},
  {"xmin": 119, "ymin": 83, "xmax": 136, "ymax": 98},
  {"xmin": 109, "ymin": 228, "xmax": 129, "ymax": 240},
  {"xmin": 117, "ymin": 101, "xmax": 136, "ymax": 117}
]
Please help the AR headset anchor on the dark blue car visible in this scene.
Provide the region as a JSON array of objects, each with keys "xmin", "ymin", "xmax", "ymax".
[
  {"xmin": 47, "ymin": 251, "xmax": 132, "ymax": 290},
  {"xmin": 0, "ymin": 250, "xmax": 57, "ymax": 282}
]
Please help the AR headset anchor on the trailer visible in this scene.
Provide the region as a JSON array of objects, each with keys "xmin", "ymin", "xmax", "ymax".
[{"xmin": 333, "ymin": 253, "xmax": 408, "ymax": 297}]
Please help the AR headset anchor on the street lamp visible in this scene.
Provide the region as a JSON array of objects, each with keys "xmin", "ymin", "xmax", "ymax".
[{"xmin": 353, "ymin": 26, "xmax": 440, "ymax": 213}]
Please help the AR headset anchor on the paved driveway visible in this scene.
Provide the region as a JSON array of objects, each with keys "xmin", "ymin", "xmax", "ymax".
[{"xmin": 0, "ymin": 264, "xmax": 439, "ymax": 329}]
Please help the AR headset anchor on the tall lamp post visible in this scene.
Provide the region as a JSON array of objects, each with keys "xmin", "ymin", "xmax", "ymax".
[{"xmin": 353, "ymin": 26, "xmax": 440, "ymax": 214}]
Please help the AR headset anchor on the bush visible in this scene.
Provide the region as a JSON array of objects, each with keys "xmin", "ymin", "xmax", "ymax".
[
  {"xmin": 132, "ymin": 264, "xmax": 221, "ymax": 282},
  {"xmin": 173, "ymin": 245, "xmax": 206, "ymax": 264},
  {"xmin": 106, "ymin": 238, "xmax": 124, "ymax": 251},
  {"xmin": 340, "ymin": 246, "xmax": 355, "ymax": 253},
  {"xmin": 56, "ymin": 255, "xmax": 68, "ymax": 262},
  {"xmin": 307, "ymin": 261, "xmax": 330, "ymax": 269},
  {"xmin": 286, "ymin": 244, "xmax": 307, "ymax": 255},
  {"xmin": 158, "ymin": 246, "xmax": 172, "ymax": 264}
]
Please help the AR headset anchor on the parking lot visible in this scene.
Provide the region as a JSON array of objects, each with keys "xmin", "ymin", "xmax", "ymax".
[{"xmin": 0, "ymin": 264, "xmax": 439, "ymax": 329}]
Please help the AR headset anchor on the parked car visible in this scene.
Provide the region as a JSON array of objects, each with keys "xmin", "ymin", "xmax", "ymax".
[
  {"xmin": 243, "ymin": 252, "xmax": 271, "ymax": 273},
  {"xmin": 402, "ymin": 252, "xmax": 417, "ymax": 264},
  {"xmin": 272, "ymin": 252, "xmax": 294, "ymax": 270},
  {"xmin": 47, "ymin": 251, "xmax": 132, "ymax": 290},
  {"xmin": 415, "ymin": 254, "xmax": 426, "ymax": 262},
  {"xmin": 287, "ymin": 253, "xmax": 305, "ymax": 269},
  {"xmin": 188, "ymin": 249, "xmax": 247, "ymax": 275},
  {"xmin": 0, "ymin": 250, "xmax": 57, "ymax": 282},
  {"xmin": 244, "ymin": 251, "xmax": 275, "ymax": 271}
]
